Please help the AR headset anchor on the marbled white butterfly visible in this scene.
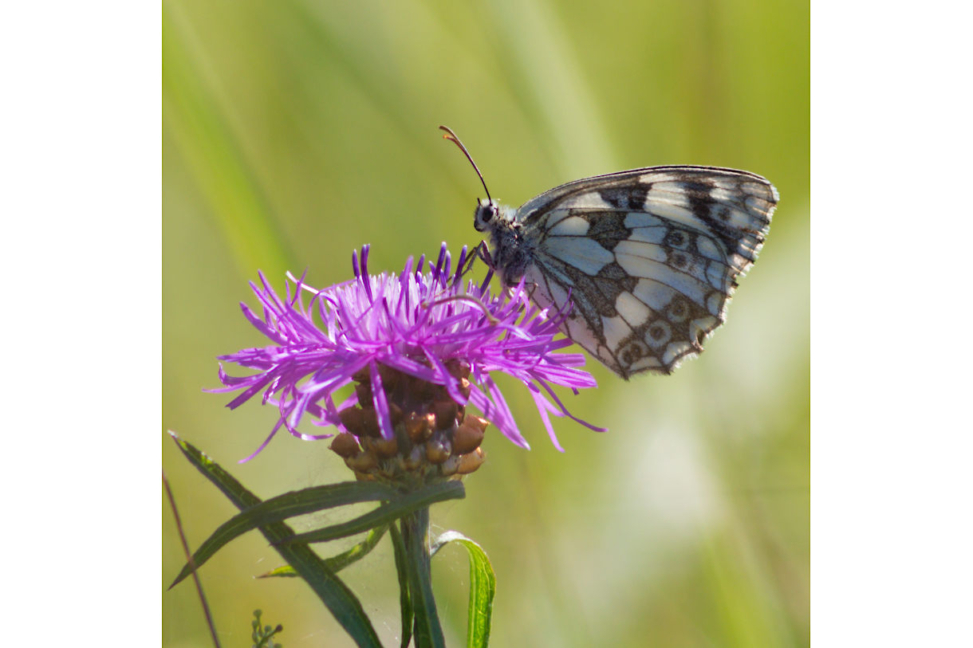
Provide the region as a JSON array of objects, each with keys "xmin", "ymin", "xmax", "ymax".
[{"xmin": 441, "ymin": 127, "xmax": 778, "ymax": 379}]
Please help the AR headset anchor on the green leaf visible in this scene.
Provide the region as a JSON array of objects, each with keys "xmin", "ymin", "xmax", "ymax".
[
  {"xmin": 432, "ymin": 532, "xmax": 496, "ymax": 648},
  {"xmin": 258, "ymin": 525, "xmax": 390, "ymax": 579},
  {"xmin": 256, "ymin": 565, "xmax": 299, "ymax": 579},
  {"xmin": 278, "ymin": 481, "xmax": 465, "ymax": 545},
  {"xmin": 390, "ymin": 524, "xmax": 414, "ymax": 648},
  {"xmin": 401, "ymin": 508, "xmax": 445, "ymax": 648},
  {"xmin": 324, "ymin": 524, "xmax": 390, "ymax": 573},
  {"xmin": 170, "ymin": 480, "xmax": 397, "ymax": 588},
  {"xmin": 168, "ymin": 432, "xmax": 382, "ymax": 648}
]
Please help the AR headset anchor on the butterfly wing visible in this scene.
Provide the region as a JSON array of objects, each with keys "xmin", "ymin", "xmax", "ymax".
[{"xmin": 517, "ymin": 166, "xmax": 778, "ymax": 378}]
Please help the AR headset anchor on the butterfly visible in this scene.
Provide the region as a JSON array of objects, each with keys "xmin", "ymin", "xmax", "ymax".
[{"xmin": 441, "ymin": 126, "xmax": 778, "ymax": 379}]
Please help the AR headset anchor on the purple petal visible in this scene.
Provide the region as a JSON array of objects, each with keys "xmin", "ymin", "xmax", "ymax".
[
  {"xmin": 369, "ymin": 361, "xmax": 395, "ymax": 440},
  {"xmin": 239, "ymin": 302, "xmax": 287, "ymax": 345},
  {"xmin": 467, "ymin": 384, "xmax": 521, "ymax": 447},
  {"xmin": 238, "ymin": 415, "xmax": 286, "ymax": 464},
  {"xmin": 527, "ymin": 383, "xmax": 565, "ymax": 452},
  {"xmin": 534, "ymin": 379, "xmax": 608, "ymax": 433}
]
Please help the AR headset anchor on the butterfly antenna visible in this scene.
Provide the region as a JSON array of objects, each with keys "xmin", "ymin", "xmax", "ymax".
[{"xmin": 439, "ymin": 125, "xmax": 493, "ymax": 203}]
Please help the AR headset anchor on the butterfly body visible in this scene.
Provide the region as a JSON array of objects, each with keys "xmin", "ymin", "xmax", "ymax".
[
  {"xmin": 474, "ymin": 201, "xmax": 535, "ymax": 287},
  {"xmin": 474, "ymin": 165, "xmax": 778, "ymax": 379}
]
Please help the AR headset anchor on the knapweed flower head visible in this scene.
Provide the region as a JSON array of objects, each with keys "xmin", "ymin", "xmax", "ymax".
[{"xmin": 214, "ymin": 243, "xmax": 604, "ymax": 484}]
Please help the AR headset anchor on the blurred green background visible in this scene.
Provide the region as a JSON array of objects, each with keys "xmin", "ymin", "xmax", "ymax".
[{"xmin": 162, "ymin": 0, "xmax": 808, "ymax": 645}]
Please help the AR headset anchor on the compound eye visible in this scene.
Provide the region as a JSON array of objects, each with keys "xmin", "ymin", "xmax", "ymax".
[{"xmin": 473, "ymin": 200, "xmax": 498, "ymax": 232}]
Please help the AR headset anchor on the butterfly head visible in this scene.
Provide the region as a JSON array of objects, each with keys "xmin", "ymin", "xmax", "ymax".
[{"xmin": 474, "ymin": 198, "xmax": 500, "ymax": 232}]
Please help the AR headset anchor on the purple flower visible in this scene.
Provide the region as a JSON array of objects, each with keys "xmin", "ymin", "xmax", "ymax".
[{"xmin": 213, "ymin": 243, "xmax": 605, "ymax": 471}]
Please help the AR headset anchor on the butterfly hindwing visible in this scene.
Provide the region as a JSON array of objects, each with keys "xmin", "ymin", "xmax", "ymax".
[{"xmin": 511, "ymin": 166, "xmax": 777, "ymax": 378}]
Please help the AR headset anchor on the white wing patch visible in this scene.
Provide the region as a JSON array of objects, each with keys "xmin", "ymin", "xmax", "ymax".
[
  {"xmin": 627, "ymin": 226, "xmax": 667, "ymax": 245},
  {"xmin": 543, "ymin": 236, "xmax": 614, "ymax": 275},
  {"xmin": 614, "ymin": 291, "xmax": 651, "ymax": 326},
  {"xmin": 547, "ymin": 215, "xmax": 590, "ymax": 237},
  {"xmin": 614, "ymin": 239, "xmax": 667, "ymax": 264},
  {"xmin": 557, "ymin": 193, "xmax": 614, "ymax": 210}
]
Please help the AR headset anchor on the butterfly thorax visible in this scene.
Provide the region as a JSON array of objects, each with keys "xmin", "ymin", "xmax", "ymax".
[{"xmin": 483, "ymin": 203, "xmax": 536, "ymax": 287}]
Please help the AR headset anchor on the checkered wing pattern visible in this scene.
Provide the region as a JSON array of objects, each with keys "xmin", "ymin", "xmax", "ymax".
[{"xmin": 509, "ymin": 166, "xmax": 777, "ymax": 378}]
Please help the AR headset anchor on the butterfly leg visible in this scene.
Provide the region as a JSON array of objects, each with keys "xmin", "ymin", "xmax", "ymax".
[
  {"xmin": 475, "ymin": 241, "xmax": 495, "ymax": 270},
  {"xmin": 458, "ymin": 242, "xmax": 484, "ymax": 278},
  {"xmin": 467, "ymin": 241, "xmax": 497, "ymax": 291}
]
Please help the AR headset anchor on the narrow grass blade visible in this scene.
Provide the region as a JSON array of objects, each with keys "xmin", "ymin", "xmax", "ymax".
[
  {"xmin": 163, "ymin": 470, "xmax": 221, "ymax": 648},
  {"xmin": 257, "ymin": 524, "xmax": 390, "ymax": 579},
  {"xmin": 168, "ymin": 432, "xmax": 382, "ymax": 648},
  {"xmin": 432, "ymin": 531, "xmax": 496, "ymax": 648},
  {"xmin": 170, "ymin": 480, "xmax": 396, "ymax": 588}
]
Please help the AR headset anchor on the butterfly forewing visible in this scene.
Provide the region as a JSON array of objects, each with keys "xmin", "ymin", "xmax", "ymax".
[{"xmin": 509, "ymin": 166, "xmax": 777, "ymax": 379}]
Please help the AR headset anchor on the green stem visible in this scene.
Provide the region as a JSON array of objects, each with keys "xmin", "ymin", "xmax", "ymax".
[{"xmin": 401, "ymin": 507, "xmax": 446, "ymax": 648}]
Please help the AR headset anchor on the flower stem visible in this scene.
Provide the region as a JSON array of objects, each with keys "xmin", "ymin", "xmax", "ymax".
[{"xmin": 400, "ymin": 507, "xmax": 446, "ymax": 648}]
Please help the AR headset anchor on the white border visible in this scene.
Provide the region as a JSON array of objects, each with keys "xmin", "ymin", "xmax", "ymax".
[
  {"xmin": 813, "ymin": 1, "xmax": 971, "ymax": 645},
  {"xmin": 1, "ymin": 3, "xmax": 161, "ymax": 644},
  {"xmin": 3, "ymin": 0, "xmax": 970, "ymax": 644}
]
